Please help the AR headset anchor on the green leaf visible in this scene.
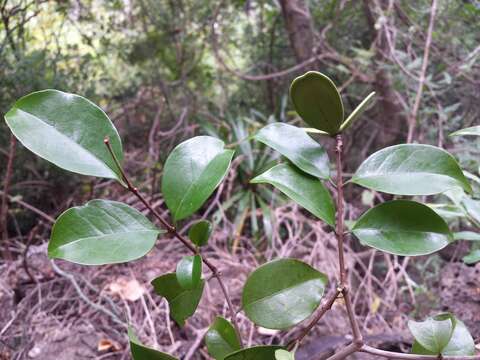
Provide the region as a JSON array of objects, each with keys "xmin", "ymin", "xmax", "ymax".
[
  {"xmin": 409, "ymin": 314, "xmax": 475, "ymax": 356},
  {"xmin": 5, "ymin": 90, "xmax": 124, "ymax": 182},
  {"xmin": 151, "ymin": 273, "xmax": 204, "ymax": 326},
  {"xmin": 462, "ymin": 197, "xmax": 480, "ymax": 224},
  {"xmin": 129, "ymin": 327, "xmax": 178, "ymax": 359},
  {"xmin": 339, "ymin": 92, "xmax": 376, "ymax": 132},
  {"xmin": 205, "ymin": 317, "xmax": 241, "ymax": 360},
  {"xmin": 188, "ymin": 220, "xmax": 212, "ymax": 247},
  {"xmin": 352, "ymin": 200, "xmax": 453, "ymax": 256},
  {"xmin": 242, "ymin": 258, "xmax": 328, "ymax": 329},
  {"xmin": 176, "ymin": 255, "xmax": 202, "ymax": 290},
  {"xmin": 351, "ymin": 144, "xmax": 472, "ymax": 195},
  {"xmin": 290, "ymin": 71, "xmax": 344, "ymax": 135},
  {"xmin": 254, "ymin": 123, "xmax": 330, "ymax": 179},
  {"xmin": 251, "ymin": 163, "xmax": 335, "ymax": 226},
  {"xmin": 48, "ymin": 200, "xmax": 162, "ymax": 265},
  {"xmin": 225, "ymin": 346, "xmax": 283, "ymax": 360},
  {"xmin": 409, "ymin": 314, "xmax": 454, "ymax": 354},
  {"xmin": 275, "ymin": 349, "xmax": 295, "ymax": 360},
  {"xmin": 450, "ymin": 125, "xmax": 480, "ymax": 137},
  {"xmin": 463, "ymin": 250, "xmax": 480, "ymax": 264},
  {"xmin": 453, "ymin": 231, "xmax": 480, "ymax": 241},
  {"xmin": 162, "ymin": 136, "xmax": 234, "ymax": 221}
]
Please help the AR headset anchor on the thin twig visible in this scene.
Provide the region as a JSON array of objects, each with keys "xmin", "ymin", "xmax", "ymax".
[
  {"xmin": 407, "ymin": 0, "xmax": 438, "ymax": 143},
  {"xmin": 361, "ymin": 345, "xmax": 480, "ymax": 360},
  {"xmin": 1, "ymin": 135, "xmax": 16, "ymax": 259},
  {"xmin": 104, "ymin": 137, "xmax": 244, "ymax": 347}
]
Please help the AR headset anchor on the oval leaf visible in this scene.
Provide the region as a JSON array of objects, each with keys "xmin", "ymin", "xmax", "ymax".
[
  {"xmin": 242, "ymin": 258, "xmax": 328, "ymax": 329},
  {"xmin": 352, "ymin": 200, "xmax": 453, "ymax": 256},
  {"xmin": 151, "ymin": 273, "xmax": 204, "ymax": 326},
  {"xmin": 49, "ymin": 200, "xmax": 162, "ymax": 265},
  {"xmin": 205, "ymin": 317, "xmax": 241, "ymax": 360},
  {"xmin": 351, "ymin": 144, "xmax": 472, "ymax": 195},
  {"xmin": 463, "ymin": 250, "xmax": 480, "ymax": 264},
  {"xmin": 129, "ymin": 327, "xmax": 178, "ymax": 360},
  {"xmin": 254, "ymin": 123, "xmax": 330, "ymax": 179},
  {"xmin": 290, "ymin": 71, "xmax": 344, "ymax": 135},
  {"xmin": 176, "ymin": 255, "xmax": 202, "ymax": 290},
  {"xmin": 339, "ymin": 92, "xmax": 376, "ymax": 132},
  {"xmin": 409, "ymin": 313, "xmax": 475, "ymax": 356},
  {"xmin": 408, "ymin": 314, "xmax": 454, "ymax": 354},
  {"xmin": 162, "ymin": 136, "xmax": 234, "ymax": 221},
  {"xmin": 251, "ymin": 163, "xmax": 335, "ymax": 226},
  {"xmin": 450, "ymin": 125, "xmax": 480, "ymax": 137},
  {"xmin": 225, "ymin": 346, "xmax": 283, "ymax": 360},
  {"xmin": 5, "ymin": 90, "xmax": 124, "ymax": 182},
  {"xmin": 188, "ymin": 220, "xmax": 213, "ymax": 247}
]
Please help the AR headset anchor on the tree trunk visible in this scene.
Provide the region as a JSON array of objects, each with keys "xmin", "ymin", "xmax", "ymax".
[{"xmin": 279, "ymin": 0, "xmax": 317, "ymax": 67}]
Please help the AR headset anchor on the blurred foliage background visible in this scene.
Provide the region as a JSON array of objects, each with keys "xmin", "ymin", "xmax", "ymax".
[{"xmin": 0, "ymin": 0, "xmax": 480, "ymax": 358}]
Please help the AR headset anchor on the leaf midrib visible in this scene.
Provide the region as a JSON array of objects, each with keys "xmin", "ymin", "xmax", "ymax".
[{"xmin": 13, "ymin": 107, "xmax": 118, "ymax": 178}]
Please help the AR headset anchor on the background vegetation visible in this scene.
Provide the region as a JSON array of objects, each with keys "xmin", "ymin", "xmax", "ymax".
[{"xmin": 1, "ymin": 0, "xmax": 479, "ymax": 359}]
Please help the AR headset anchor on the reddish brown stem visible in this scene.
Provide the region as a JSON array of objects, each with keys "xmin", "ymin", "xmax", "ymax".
[
  {"xmin": 104, "ymin": 138, "xmax": 243, "ymax": 347},
  {"xmin": 1, "ymin": 135, "xmax": 16, "ymax": 259}
]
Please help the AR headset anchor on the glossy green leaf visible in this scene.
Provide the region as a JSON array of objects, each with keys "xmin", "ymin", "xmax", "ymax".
[
  {"xmin": 176, "ymin": 255, "xmax": 202, "ymax": 290},
  {"xmin": 242, "ymin": 258, "xmax": 328, "ymax": 329},
  {"xmin": 290, "ymin": 71, "xmax": 344, "ymax": 135},
  {"xmin": 339, "ymin": 91, "xmax": 376, "ymax": 132},
  {"xmin": 463, "ymin": 250, "xmax": 480, "ymax": 264},
  {"xmin": 162, "ymin": 136, "xmax": 234, "ymax": 221},
  {"xmin": 352, "ymin": 200, "xmax": 453, "ymax": 256},
  {"xmin": 225, "ymin": 346, "xmax": 283, "ymax": 360},
  {"xmin": 254, "ymin": 123, "xmax": 329, "ymax": 179},
  {"xmin": 409, "ymin": 314, "xmax": 475, "ymax": 356},
  {"xmin": 188, "ymin": 220, "xmax": 212, "ymax": 247},
  {"xmin": 205, "ymin": 317, "xmax": 241, "ymax": 360},
  {"xmin": 450, "ymin": 125, "xmax": 480, "ymax": 137},
  {"xmin": 49, "ymin": 200, "xmax": 162, "ymax": 265},
  {"xmin": 5, "ymin": 90, "xmax": 124, "ymax": 182},
  {"xmin": 251, "ymin": 163, "xmax": 335, "ymax": 226},
  {"xmin": 453, "ymin": 231, "xmax": 480, "ymax": 241},
  {"xmin": 151, "ymin": 273, "xmax": 204, "ymax": 326},
  {"xmin": 129, "ymin": 327, "xmax": 178, "ymax": 360},
  {"xmin": 275, "ymin": 349, "xmax": 295, "ymax": 360},
  {"xmin": 351, "ymin": 144, "xmax": 472, "ymax": 195}
]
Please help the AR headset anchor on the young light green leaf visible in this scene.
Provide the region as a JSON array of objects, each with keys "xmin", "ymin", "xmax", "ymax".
[
  {"xmin": 176, "ymin": 255, "xmax": 202, "ymax": 290},
  {"xmin": 275, "ymin": 349, "xmax": 295, "ymax": 360},
  {"xmin": 290, "ymin": 71, "xmax": 344, "ymax": 135},
  {"xmin": 188, "ymin": 220, "xmax": 213, "ymax": 247},
  {"xmin": 151, "ymin": 273, "xmax": 204, "ymax": 326},
  {"xmin": 339, "ymin": 91, "xmax": 376, "ymax": 132},
  {"xmin": 462, "ymin": 197, "xmax": 480, "ymax": 225},
  {"xmin": 225, "ymin": 346, "xmax": 283, "ymax": 360},
  {"xmin": 450, "ymin": 125, "xmax": 480, "ymax": 137},
  {"xmin": 205, "ymin": 317, "xmax": 241, "ymax": 360},
  {"xmin": 162, "ymin": 136, "xmax": 234, "ymax": 221},
  {"xmin": 351, "ymin": 144, "xmax": 472, "ymax": 195},
  {"xmin": 453, "ymin": 231, "xmax": 480, "ymax": 241},
  {"xmin": 129, "ymin": 327, "xmax": 178, "ymax": 360},
  {"xmin": 408, "ymin": 314, "xmax": 454, "ymax": 354},
  {"xmin": 5, "ymin": 90, "xmax": 124, "ymax": 183},
  {"xmin": 409, "ymin": 314, "xmax": 475, "ymax": 356},
  {"xmin": 49, "ymin": 200, "xmax": 162, "ymax": 265},
  {"xmin": 463, "ymin": 250, "xmax": 480, "ymax": 264},
  {"xmin": 254, "ymin": 123, "xmax": 330, "ymax": 179},
  {"xmin": 242, "ymin": 258, "xmax": 328, "ymax": 329},
  {"xmin": 251, "ymin": 163, "xmax": 335, "ymax": 226},
  {"xmin": 352, "ymin": 200, "xmax": 453, "ymax": 256}
]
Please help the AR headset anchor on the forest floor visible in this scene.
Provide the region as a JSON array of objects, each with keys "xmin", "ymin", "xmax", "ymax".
[{"xmin": 1, "ymin": 225, "xmax": 479, "ymax": 360}]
